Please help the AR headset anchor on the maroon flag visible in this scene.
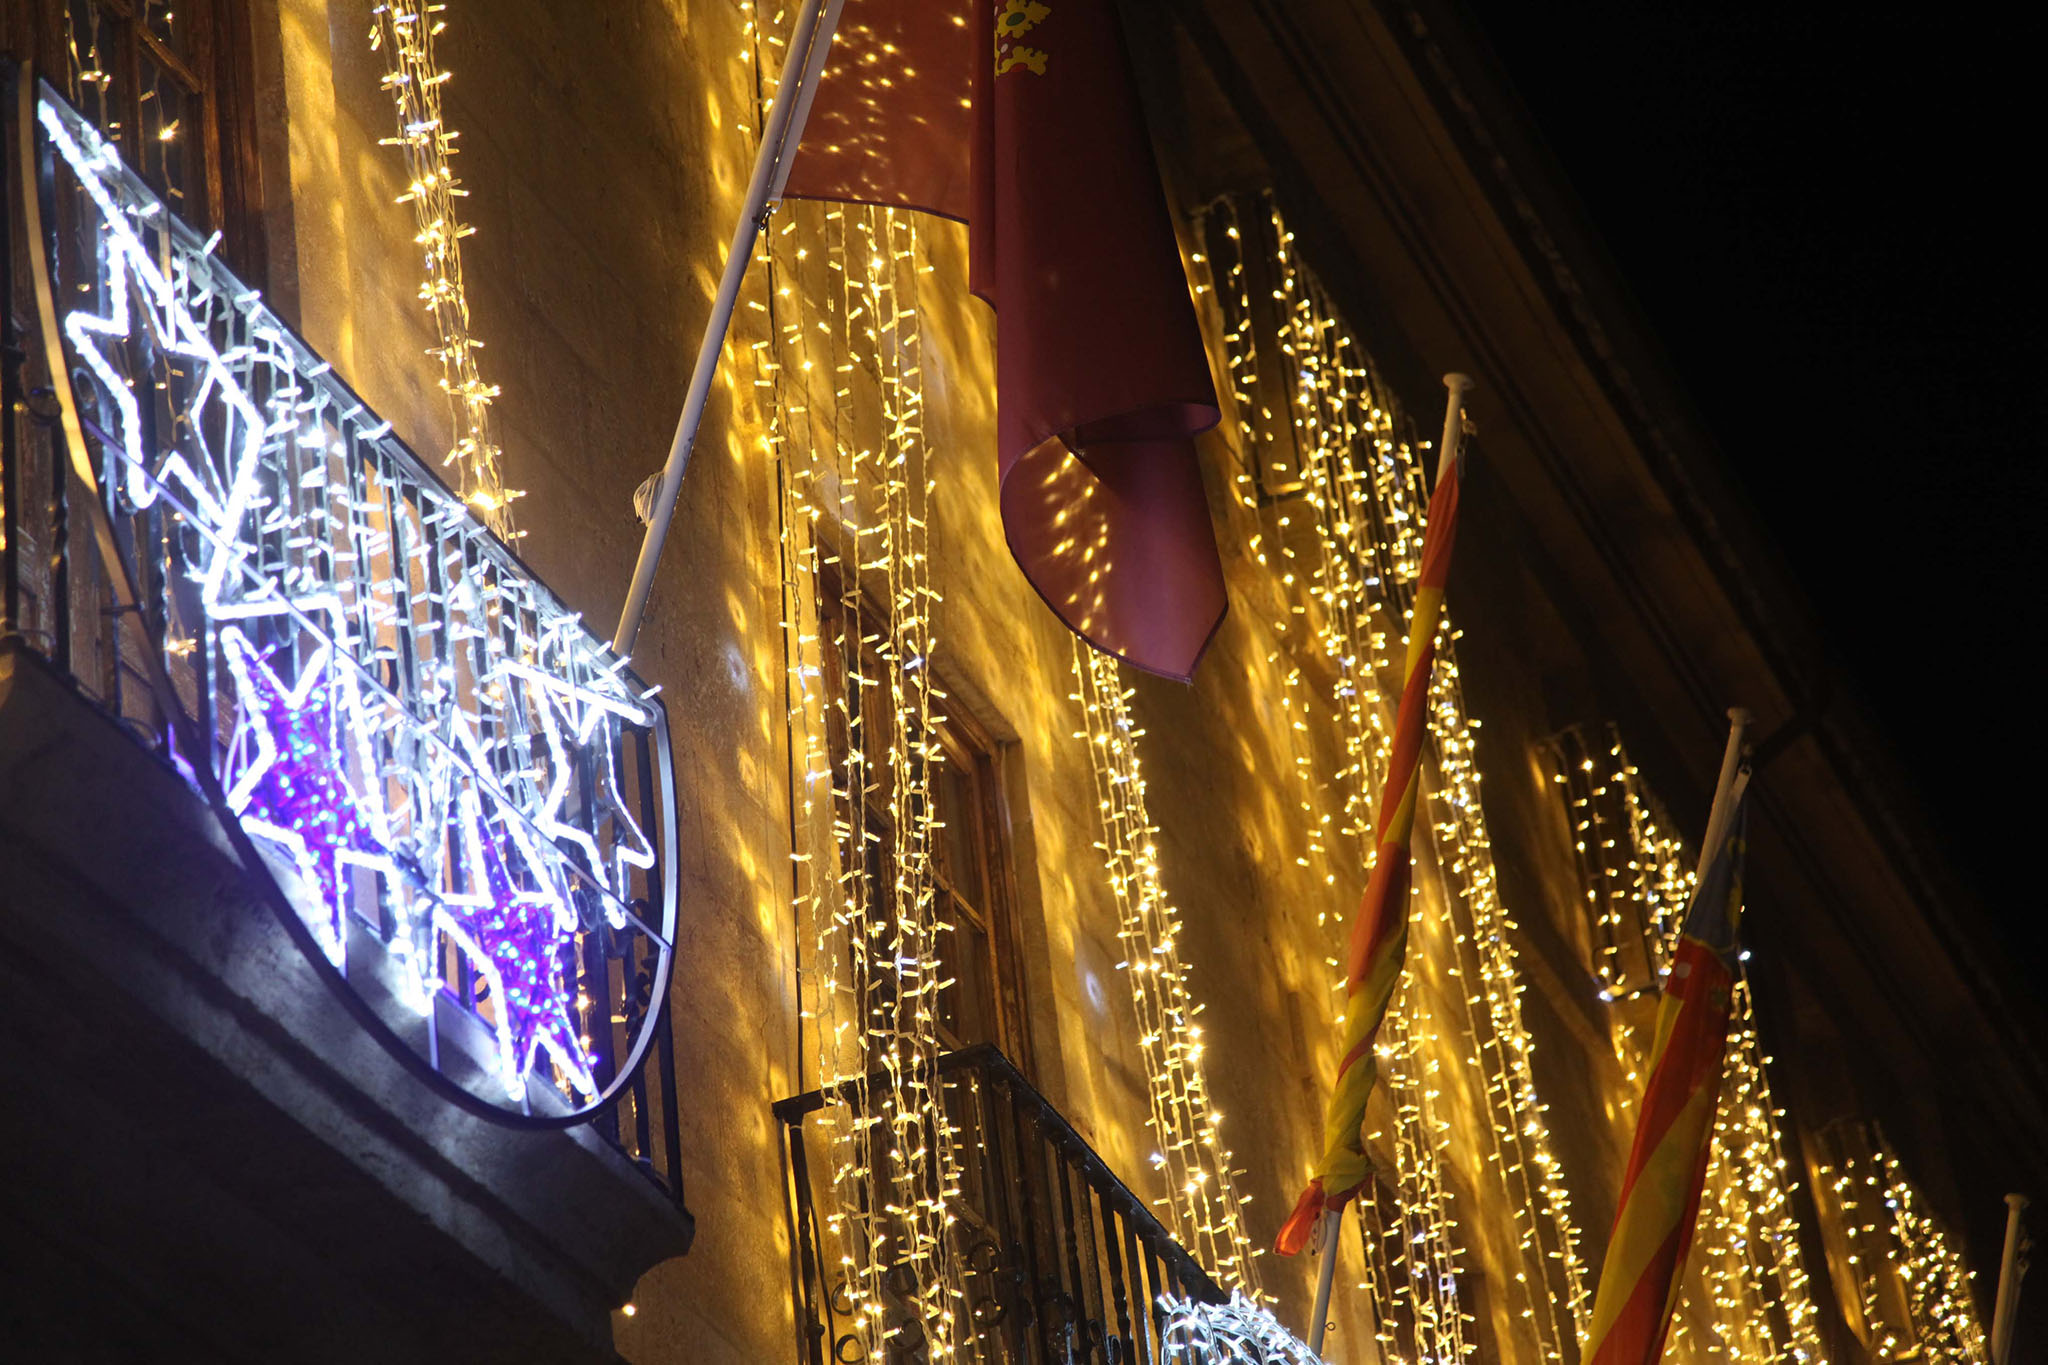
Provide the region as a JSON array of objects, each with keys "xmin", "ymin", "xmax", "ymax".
[
  {"xmin": 781, "ymin": 1, "xmax": 1227, "ymax": 681},
  {"xmin": 778, "ymin": 7, "xmax": 977, "ymax": 222}
]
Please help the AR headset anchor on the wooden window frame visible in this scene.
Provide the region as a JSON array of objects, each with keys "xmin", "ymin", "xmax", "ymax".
[
  {"xmin": 25, "ymin": 0, "xmax": 268, "ymax": 278},
  {"xmin": 928, "ymin": 704, "xmax": 1032, "ymax": 1073},
  {"xmin": 816, "ymin": 569, "xmax": 1033, "ymax": 1078}
]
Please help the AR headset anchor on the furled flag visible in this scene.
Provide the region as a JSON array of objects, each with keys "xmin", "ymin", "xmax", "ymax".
[
  {"xmin": 779, "ymin": 0, "xmax": 1227, "ymax": 681},
  {"xmin": 1274, "ymin": 425, "xmax": 1464, "ymax": 1257},
  {"xmin": 1583, "ymin": 771, "xmax": 1752, "ymax": 1364}
]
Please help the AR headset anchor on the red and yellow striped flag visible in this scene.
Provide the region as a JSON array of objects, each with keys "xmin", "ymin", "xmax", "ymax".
[
  {"xmin": 1583, "ymin": 770, "xmax": 1751, "ymax": 1363},
  {"xmin": 1275, "ymin": 407, "xmax": 1464, "ymax": 1257}
]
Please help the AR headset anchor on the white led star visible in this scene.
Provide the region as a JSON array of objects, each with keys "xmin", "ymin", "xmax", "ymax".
[
  {"xmin": 1157, "ymin": 1291, "xmax": 1322, "ymax": 1364},
  {"xmin": 40, "ymin": 90, "xmax": 671, "ymax": 1115}
]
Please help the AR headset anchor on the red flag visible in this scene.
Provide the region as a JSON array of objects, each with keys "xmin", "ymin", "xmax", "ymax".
[
  {"xmin": 777, "ymin": 7, "xmax": 977, "ymax": 222},
  {"xmin": 781, "ymin": 1, "xmax": 1227, "ymax": 681}
]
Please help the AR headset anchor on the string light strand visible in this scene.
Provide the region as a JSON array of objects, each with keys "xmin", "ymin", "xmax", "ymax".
[
  {"xmin": 749, "ymin": 8, "xmax": 967, "ymax": 1357},
  {"xmin": 1549, "ymin": 725, "xmax": 1832, "ymax": 1362},
  {"xmin": 369, "ymin": 2, "xmax": 520, "ymax": 536},
  {"xmin": 1070, "ymin": 639, "xmax": 1264, "ymax": 1297}
]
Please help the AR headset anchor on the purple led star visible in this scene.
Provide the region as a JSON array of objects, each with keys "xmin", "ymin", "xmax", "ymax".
[
  {"xmin": 221, "ymin": 628, "xmax": 399, "ymax": 962},
  {"xmin": 445, "ymin": 797, "xmax": 597, "ymax": 1100}
]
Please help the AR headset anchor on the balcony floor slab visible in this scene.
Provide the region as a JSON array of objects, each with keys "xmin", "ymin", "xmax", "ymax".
[{"xmin": 0, "ymin": 642, "xmax": 692, "ymax": 1363}]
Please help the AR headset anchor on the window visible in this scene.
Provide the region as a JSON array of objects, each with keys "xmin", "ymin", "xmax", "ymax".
[
  {"xmin": 818, "ymin": 574, "xmax": 1030, "ymax": 1072},
  {"xmin": 929, "ymin": 715, "xmax": 1021, "ymax": 1058},
  {"xmin": 39, "ymin": 0, "xmax": 264, "ymax": 270},
  {"xmin": 805, "ymin": 574, "xmax": 1036, "ymax": 1360}
]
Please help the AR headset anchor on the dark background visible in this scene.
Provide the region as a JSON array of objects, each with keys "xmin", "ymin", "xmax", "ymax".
[{"xmin": 1456, "ymin": 5, "xmax": 2041, "ymax": 960}]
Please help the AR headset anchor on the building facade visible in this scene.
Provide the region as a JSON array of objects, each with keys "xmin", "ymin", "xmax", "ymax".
[{"xmin": 3, "ymin": 2, "xmax": 2040, "ymax": 1363}]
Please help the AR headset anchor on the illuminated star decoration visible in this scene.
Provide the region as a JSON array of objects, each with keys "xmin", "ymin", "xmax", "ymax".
[
  {"xmin": 505, "ymin": 658, "xmax": 654, "ymax": 926},
  {"xmin": 221, "ymin": 627, "xmax": 401, "ymax": 965},
  {"xmin": 439, "ymin": 791, "xmax": 597, "ymax": 1101},
  {"xmin": 42, "ymin": 92, "xmax": 656, "ymax": 1113},
  {"xmin": 1157, "ymin": 1292, "xmax": 1322, "ymax": 1365}
]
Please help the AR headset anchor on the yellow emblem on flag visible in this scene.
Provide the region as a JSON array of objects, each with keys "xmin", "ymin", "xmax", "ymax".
[{"xmin": 997, "ymin": 0, "xmax": 1050, "ymax": 75}]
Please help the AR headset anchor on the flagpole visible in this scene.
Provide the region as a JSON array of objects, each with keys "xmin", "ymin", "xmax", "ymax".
[
  {"xmin": 612, "ymin": 0, "xmax": 845, "ymax": 657},
  {"xmin": 1437, "ymin": 373, "xmax": 1474, "ymax": 483},
  {"xmin": 1305, "ymin": 1204, "xmax": 1383, "ymax": 1364},
  {"xmin": 1308, "ymin": 1208, "xmax": 1340, "ymax": 1359},
  {"xmin": 1699, "ymin": 706, "xmax": 1753, "ymax": 865},
  {"xmin": 1991, "ymin": 1192, "xmax": 2029, "ymax": 1364}
]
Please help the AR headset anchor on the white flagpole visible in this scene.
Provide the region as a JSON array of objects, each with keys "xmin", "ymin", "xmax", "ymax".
[
  {"xmin": 1307, "ymin": 1205, "xmax": 1381, "ymax": 1364},
  {"xmin": 1992, "ymin": 1192, "xmax": 2030, "ymax": 1364},
  {"xmin": 1698, "ymin": 706, "xmax": 1753, "ymax": 867},
  {"xmin": 612, "ymin": 0, "xmax": 845, "ymax": 656},
  {"xmin": 1308, "ymin": 1208, "xmax": 1340, "ymax": 1359},
  {"xmin": 1436, "ymin": 372, "xmax": 1474, "ymax": 484}
]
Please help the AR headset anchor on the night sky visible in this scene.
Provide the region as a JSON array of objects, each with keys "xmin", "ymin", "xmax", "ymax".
[{"xmin": 1458, "ymin": 4, "xmax": 2040, "ymax": 956}]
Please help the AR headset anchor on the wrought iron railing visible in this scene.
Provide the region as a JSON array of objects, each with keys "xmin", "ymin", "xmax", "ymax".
[
  {"xmin": 2, "ymin": 67, "xmax": 683, "ymax": 1196},
  {"xmin": 776, "ymin": 1045, "xmax": 1228, "ymax": 1364}
]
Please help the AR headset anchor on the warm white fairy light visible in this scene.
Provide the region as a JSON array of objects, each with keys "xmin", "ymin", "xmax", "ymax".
[
  {"xmin": 1071, "ymin": 640, "xmax": 1264, "ymax": 1297},
  {"xmin": 369, "ymin": 2, "xmax": 520, "ymax": 537},
  {"xmin": 1550, "ymin": 727, "xmax": 1832, "ymax": 1362},
  {"xmin": 59, "ymin": 2, "xmax": 195, "ymax": 208},
  {"xmin": 1548, "ymin": 726, "xmax": 1694, "ymax": 1003},
  {"xmin": 1424, "ymin": 645, "xmax": 1590, "ymax": 1355},
  {"xmin": 1203, "ymin": 199, "xmax": 1465, "ymax": 1364},
  {"xmin": 1363, "ymin": 997, "xmax": 1475, "ymax": 1363},
  {"xmin": 1816, "ymin": 1122, "xmax": 1988, "ymax": 1363},
  {"xmin": 61, "ymin": 7, "xmax": 118, "ymax": 122},
  {"xmin": 1204, "ymin": 193, "xmax": 1588, "ymax": 1361},
  {"xmin": 747, "ymin": 10, "xmax": 967, "ymax": 1358},
  {"xmin": 1680, "ymin": 982, "xmax": 1832, "ymax": 1362}
]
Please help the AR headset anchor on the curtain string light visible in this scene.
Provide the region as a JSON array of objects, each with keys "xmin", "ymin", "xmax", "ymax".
[
  {"xmin": 1203, "ymin": 191, "xmax": 1594, "ymax": 1362},
  {"xmin": 369, "ymin": 2, "xmax": 521, "ymax": 536},
  {"xmin": 1815, "ymin": 1121, "xmax": 1988, "ymax": 1361},
  {"xmin": 1203, "ymin": 195, "xmax": 1468, "ymax": 1363},
  {"xmin": 1549, "ymin": 726, "xmax": 1832, "ymax": 1361},
  {"xmin": 1070, "ymin": 638, "xmax": 1264, "ymax": 1298},
  {"xmin": 746, "ymin": 9, "xmax": 966, "ymax": 1359}
]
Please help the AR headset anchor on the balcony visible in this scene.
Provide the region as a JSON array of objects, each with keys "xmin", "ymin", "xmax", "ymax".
[
  {"xmin": 1, "ymin": 70, "xmax": 689, "ymax": 1361},
  {"xmin": 777, "ymin": 1045, "xmax": 1235, "ymax": 1365}
]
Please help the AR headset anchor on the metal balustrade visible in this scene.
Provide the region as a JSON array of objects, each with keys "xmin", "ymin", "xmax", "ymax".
[
  {"xmin": 2, "ymin": 68, "xmax": 683, "ymax": 1196},
  {"xmin": 777, "ymin": 1044, "xmax": 1229, "ymax": 1364}
]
